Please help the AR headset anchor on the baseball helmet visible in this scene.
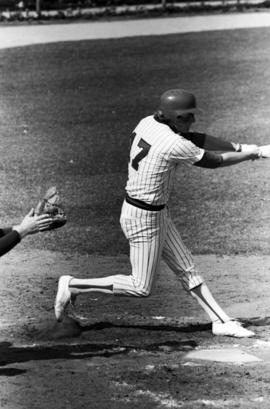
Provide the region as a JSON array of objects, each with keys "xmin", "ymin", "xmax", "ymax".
[{"xmin": 159, "ymin": 89, "xmax": 202, "ymax": 116}]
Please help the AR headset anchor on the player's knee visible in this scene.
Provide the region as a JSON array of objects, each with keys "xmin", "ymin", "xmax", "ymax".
[
  {"xmin": 181, "ymin": 269, "xmax": 204, "ymax": 292},
  {"xmin": 113, "ymin": 283, "xmax": 151, "ymax": 297},
  {"xmin": 112, "ymin": 275, "xmax": 152, "ymax": 297},
  {"xmin": 133, "ymin": 286, "xmax": 151, "ymax": 297}
]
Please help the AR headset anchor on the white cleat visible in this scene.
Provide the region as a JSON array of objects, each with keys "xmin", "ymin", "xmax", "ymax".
[
  {"xmin": 212, "ymin": 320, "xmax": 255, "ymax": 338},
  {"xmin": 54, "ymin": 275, "xmax": 73, "ymax": 322}
]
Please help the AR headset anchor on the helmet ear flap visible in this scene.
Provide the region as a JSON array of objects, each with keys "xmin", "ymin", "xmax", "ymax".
[{"xmin": 176, "ymin": 112, "xmax": 195, "ymax": 122}]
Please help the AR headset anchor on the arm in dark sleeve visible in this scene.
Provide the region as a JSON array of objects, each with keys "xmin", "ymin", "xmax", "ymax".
[
  {"xmin": 184, "ymin": 132, "xmax": 238, "ymax": 152},
  {"xmin": 182, "ymin": 132, "xmax": 206, "ymax": 148},
  {"xmin": 194, "ymin": 151, "xmax": 223, "ymax": 169},
  {"xmin": 0, "ymin": 228, "xmax": 13, "ymax": 238},
  {"xmin": 0, "ymin": 229, "xmax": 21, "ymax": 257}
]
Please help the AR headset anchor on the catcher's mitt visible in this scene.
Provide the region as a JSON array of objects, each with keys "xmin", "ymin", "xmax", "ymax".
[{"xmin": 35, "ymin": 186, "xmax": 67, "ymax": 231}]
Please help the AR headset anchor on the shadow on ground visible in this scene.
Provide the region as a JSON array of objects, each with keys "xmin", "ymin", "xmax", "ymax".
[
  {"xmin": 0, "ymin": 314, "xmax": 266, "ymax": 370},
  {"xmin": 0, "ymin": 337, "xmax": 197, "ymax": 369}
]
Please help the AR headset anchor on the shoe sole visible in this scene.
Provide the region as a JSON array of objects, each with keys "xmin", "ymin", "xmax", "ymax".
[
  {"xmin": 213, "ymin": 333, "xmax": 255, "ymax": 338},
  {"xmin": 213, "ymin": 329, "xmax": 255, "ymax": 338},
  {"xmin": 54, "ymin": 276, "xmax": 72, "ymax": 322},
  {"xmin": 212, "ymin": 322, "xmax": 255, "ymax": 338}
]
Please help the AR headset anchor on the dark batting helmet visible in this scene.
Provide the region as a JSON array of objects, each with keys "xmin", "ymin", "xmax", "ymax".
[{"xmin": 159, "ymin": 89, "xmax": 202, "ymax": 116}]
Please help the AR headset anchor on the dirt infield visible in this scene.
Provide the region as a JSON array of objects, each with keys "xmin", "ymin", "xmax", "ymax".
[
  {"xmin": 1, "ymin": 249, "xmax": 270, "ymax": 408},
  {"xmin": 2, "ymin": 249, "xmax": 270, "ymax": 341},
  {"xmin": 0, "ymin": 11, "xmax": 270, "ymax": 49}
]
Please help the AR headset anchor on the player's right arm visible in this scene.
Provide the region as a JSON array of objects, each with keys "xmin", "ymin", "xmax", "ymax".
[
  {"xmin": 219, "ymin": 149, "xmax": 261, "ymax": 166},
  {"xmin": 194, "ymin": 148, "xmax": 261, "ymax": 168}
]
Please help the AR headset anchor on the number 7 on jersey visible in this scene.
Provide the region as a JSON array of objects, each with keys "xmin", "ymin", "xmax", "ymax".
[{"xmin": 130, "ymin": 132, "xmax": 151, "ymax": 171}]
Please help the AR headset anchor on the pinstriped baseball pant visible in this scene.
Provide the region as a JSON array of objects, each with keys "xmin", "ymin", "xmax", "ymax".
[{"xmin": 113, "ymin": 200, "xmax": 203, "ymax": 296}]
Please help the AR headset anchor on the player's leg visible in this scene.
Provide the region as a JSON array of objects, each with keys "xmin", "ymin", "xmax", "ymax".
[
  {"xmin": 114, "ymin": 202, "xmax": 168, "ymax": 296},
  {"xmin": 55, "ymin": 202, "xmax": 167, "ymax": 321},
  {"xmin": 161, "ymin": 216, "xmax": 254, "ymax": 337},
  {"xmin": 70, "ymin": 204, "xmax": 167, "ymax": 296},
  {"xmin": 67, "ymin": 231, "xmax": 162, "ymax": 298}
]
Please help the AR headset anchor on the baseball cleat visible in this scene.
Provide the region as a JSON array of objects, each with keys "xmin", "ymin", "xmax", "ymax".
[
  {"xmin": 212, "ymin": 320, "xmax": 255, "ymax": 338},
  {"xmin": 54, "ymin": 275, "xmax": 73, "ymax": 322}
]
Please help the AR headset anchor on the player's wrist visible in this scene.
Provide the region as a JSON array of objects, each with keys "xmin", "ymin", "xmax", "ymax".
[
  {"xmin": 12, "ymin": 225, "xmax": 26, "ymax": 238},
  {"xmin": 256, "ymin": 149, "xmax": 263, "ymax": 159},
  {"xmin": 248, "ymin": 150, "xmax": 262, "ymax": 161},
  {"xmin": 232, "ymin": 142, "xmax": 242, "ymax": 152}
]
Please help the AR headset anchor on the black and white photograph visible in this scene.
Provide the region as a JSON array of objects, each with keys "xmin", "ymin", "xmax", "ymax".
[{"xmin": 0, "ymin": 1, "xmax": 270, "ymax": 407}]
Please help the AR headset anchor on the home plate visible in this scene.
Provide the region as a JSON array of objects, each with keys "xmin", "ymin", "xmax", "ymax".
[{"xmin": 185, "ymin": 348, "xmax": 262, "ymax": 363}]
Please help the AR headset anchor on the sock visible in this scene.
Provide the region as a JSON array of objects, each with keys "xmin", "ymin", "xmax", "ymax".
[
  {"xmin": 190, "ymin": 283, "xmax": 230, "ymax": 323},
  {"xmin": 69, "ymin": 276, "xmax": 114, "ymax": 295}
]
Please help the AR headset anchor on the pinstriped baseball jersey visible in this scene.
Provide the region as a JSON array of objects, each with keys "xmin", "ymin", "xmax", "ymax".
[
  {"xmin": 126, "ymin": 115, "xmax": 204, "ymax": 205},
  {"xmin": 114, "ymin": 114, "xmax": 205, "ymax": 297}
]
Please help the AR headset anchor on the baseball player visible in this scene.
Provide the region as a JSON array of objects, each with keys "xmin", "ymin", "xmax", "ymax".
[{"xmin": 55, "ymin": 88, "xmax": 264, "ymax": 337}]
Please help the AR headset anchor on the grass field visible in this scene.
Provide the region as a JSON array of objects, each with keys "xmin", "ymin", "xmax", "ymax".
[
  {"xmin": 2, "ymin": 22, "xmax": 270, "ymax": 409},
  {"xmin": 1, "ymin": 26, "xmax": 270, "ymax": 256}
]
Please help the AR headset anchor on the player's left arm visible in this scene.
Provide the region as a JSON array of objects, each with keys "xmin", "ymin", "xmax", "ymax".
[
  {"xmin": 183, "ymin": 132, "xmax": 257, "ymax": 152},
  {"xmin": 204, "ymin": 134, "xmax": 240, "ymax": 152},
  {"xmin": 0, "ymin": 228, "xmax": 21, "ymax": 257},
  {"xmin": 0, "ymin": 210, "xmax": 54, "ymax": 258}
]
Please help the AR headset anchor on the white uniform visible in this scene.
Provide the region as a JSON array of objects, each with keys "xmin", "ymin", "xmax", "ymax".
[{"xmin": 113, "ymin": 115, "xmax": 205, "ymax": 296}]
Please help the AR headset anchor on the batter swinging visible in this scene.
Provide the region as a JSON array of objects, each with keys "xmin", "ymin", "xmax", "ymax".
[{"xmin": 55, "ymin": 88, "xmax": 263, "ymax": 337}]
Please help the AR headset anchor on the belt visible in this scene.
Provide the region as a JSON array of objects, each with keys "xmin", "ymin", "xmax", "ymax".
[{"xmin": 125, "ymin": 195, "xmax": 165, "ymax": 211}]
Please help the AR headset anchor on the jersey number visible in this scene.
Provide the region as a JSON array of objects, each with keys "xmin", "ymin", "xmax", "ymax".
[{"xmin": 130, "ymin": 133, "xmax": 151, "ymax": 171}]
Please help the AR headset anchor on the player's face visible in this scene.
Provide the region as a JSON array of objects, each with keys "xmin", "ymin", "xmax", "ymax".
[{"xmin": 172, "ymin": 112, "xmax": 195, "ymax": 133}]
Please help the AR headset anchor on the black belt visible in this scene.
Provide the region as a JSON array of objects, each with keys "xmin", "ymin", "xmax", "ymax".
[{"xmin": 125, "ymin": 195, "xmax": 165, "ymax": 211}]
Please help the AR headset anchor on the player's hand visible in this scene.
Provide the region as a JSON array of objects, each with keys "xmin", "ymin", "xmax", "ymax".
[
  {"xmin": 13, "ymin": 208, "xmax": 54, "ymax": 238},
  {"xmin": 240, "ymin": 144, "xmax": 258, "ymax": 153},
  {"xmin": 258, "ymin": 145, "xmax": 270, "ymax": 158},
  {"xmin": 247, "ymin": 147, "xmax": 262, "ymax": 161}
]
